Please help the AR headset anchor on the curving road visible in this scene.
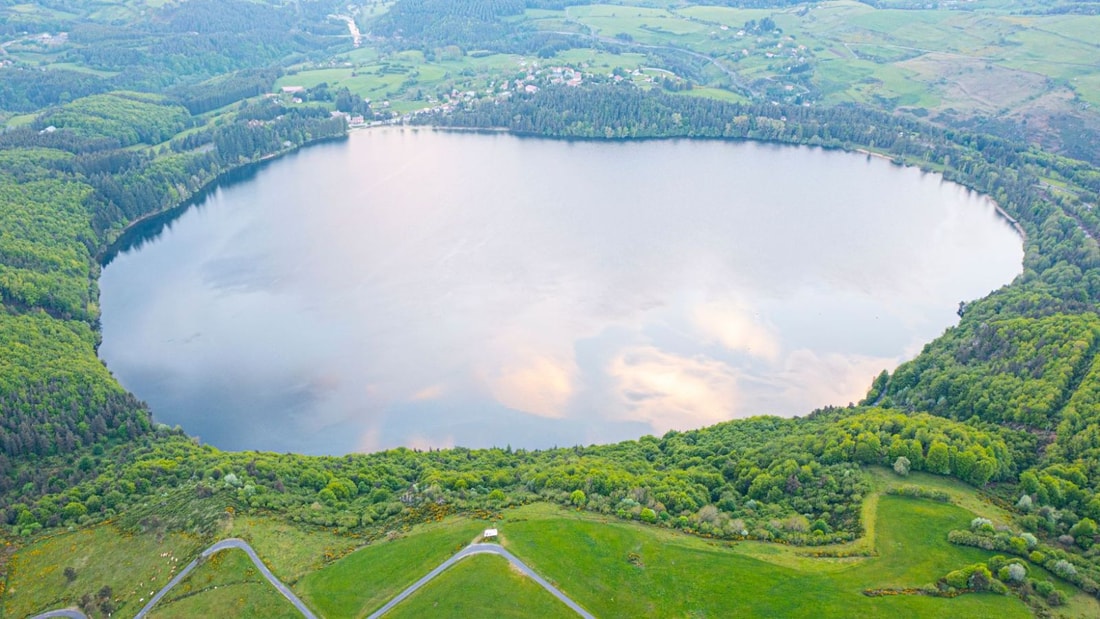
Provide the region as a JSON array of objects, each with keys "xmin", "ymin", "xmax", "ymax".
[
  {"xmin": 131, "ymin": 538, "xmax": 318, "ymax": 619},
  {"xmin": 366, "ymin": 543, "xmax": 594, "ymax": 619},
  {"xmin": 30, "ymin": 539, "xmax": 592, "ymax": 619},
  {"xmin": 28, "ymin": 611, "xmax": 87, "ymax": 619},
  {"xmin": 31, "ymin": 538, "xmax": 316, "ymax": 619}
]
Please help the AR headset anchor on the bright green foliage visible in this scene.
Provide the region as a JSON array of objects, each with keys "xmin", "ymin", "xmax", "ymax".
[
  {"xmin": 942, "ymin": 562, "xmax": 1008, "ymax": 594},
  {"xmin": 41, "ymin": 93, "xmax": 191, "ymax": 147},
  {"xmin": 883, "ymin": 314, "xmax": 1100, "ymax": 428},
  {"xmin": 1054, "ymin": 352, "xmax": 1100, "ymax": 462},
  {"xmin": 1, "ymin": 403, "xmax": 1022, "ymax": 548},
  {"xmin": 1070, "ymin": 518, "xmax": 1097, "ymax": 549},
  {"xmin": 0, "ymin": 153, "xmax": 95, "ymax": 319}
]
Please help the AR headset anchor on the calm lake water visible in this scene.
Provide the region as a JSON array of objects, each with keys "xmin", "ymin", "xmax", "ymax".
[{"xmin": 99, "ymin": 128, "xmax": 1022, "ymax": 454}]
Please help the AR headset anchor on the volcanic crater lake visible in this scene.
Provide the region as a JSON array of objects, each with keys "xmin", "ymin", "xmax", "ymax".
[{"xmin": 99, "ymin": 128, "xmax": 1023, "ymax": 455}]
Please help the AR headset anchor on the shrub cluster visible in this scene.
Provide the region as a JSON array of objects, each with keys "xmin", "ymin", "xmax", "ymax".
[
  {"xmin": 885, "ymin": 486, "xmax": 950, "ymax": 502},
  {"xmin": 948, "ymin": 528, "xmax": 1100, "ymax": 598}
]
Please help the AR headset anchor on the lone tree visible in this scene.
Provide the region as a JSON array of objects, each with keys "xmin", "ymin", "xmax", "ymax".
[
  {"xmin": 893, "ymin": 456, "xmax": 911, "ymax": 477},
  {"xmin": 63, "ymin": 566, "xmax": 77, "ymax": 583}
]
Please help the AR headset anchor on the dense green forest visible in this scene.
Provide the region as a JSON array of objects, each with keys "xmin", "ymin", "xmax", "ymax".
[{"xmin": 4, "ymin": 0, "xmax": 1100, "ymax": 614}]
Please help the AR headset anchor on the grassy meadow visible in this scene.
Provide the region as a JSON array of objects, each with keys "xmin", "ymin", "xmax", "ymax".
[
  {"xmin": 496, "ymin": 498, "xmax": 1031, "ymax": 618},
  {"xmin": 294, "ymin": 518, "xmax": 486, "ymax": 618},
  {"xmin": 9, "ymin": 470, "xmax": 1098, "ymax": 618},
  {"xmin": 224, "ymin": 516, "xmax": 361, "ymax": 585},
  {"xmin": 146, "ymin": 548, "xmax": 300, "ymax": 619},
  {"xmin": 384, "ymin": 553, "xmax": 577, "ymax": 619},
  {"xmin": 2, "ymin": 525, "xmax": 203, "ymax": 619}
]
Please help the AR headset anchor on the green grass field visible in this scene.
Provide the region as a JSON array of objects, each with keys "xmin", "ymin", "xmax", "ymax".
[
  {"xmin": 225, "ymin": 517, "xmax": 360, "ymax": 585},
  {"xmin": 147, "ymin": 548, "xmax": 300, "ymax": 619},
  {"xmin": 2, "ymin": 525, "xmax": 204, "ymax": 619},
  {"xmin": 497, "ymin": 498, "xmax": 1030, "ymax": 618},
  {"xmin": 294, "ymin": 518, "xmax": 486, "ymax": 618},
  {"xmin": 384, "ymin": 553, "xmax": 577, "ymax": 619}
]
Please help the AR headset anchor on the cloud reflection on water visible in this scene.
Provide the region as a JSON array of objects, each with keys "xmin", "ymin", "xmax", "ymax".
[{"xmin": 98, "ymin": 129, "xmax": 1023, "ymax": 454}]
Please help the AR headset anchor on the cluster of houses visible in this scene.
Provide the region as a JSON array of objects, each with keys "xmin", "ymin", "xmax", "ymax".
[
  {"xmin": 422, "ymin": 61, "xmax": 591, "ymax": 114},
  {"xmin": 331, "ymin": 110, "xmax": 367, "ymax": 126}
]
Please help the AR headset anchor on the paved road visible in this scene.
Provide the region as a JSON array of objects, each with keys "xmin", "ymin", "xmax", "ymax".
[
  {"xmin": 30, "ymin": 538, "xmax": 316, "ymax": 619},
  {"xmin": 366, "ymin": 543, "xmax": 594, "ymax": 619},
  {"xmin": 131, "ymin": 538, "xmax": 318, "ymax": 619},
  {"xmin": 29, "ymin": 611, "xmax": 87, "ymax": 619}
]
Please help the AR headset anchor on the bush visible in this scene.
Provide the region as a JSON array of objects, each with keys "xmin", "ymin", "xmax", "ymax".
[
  {"xmin": 971, "ymin": 517, "xmax": 994, "ymax": 532},
  {"xmin": 887, "ymin": 486, "xmax": 950, "ymax": 502},
  {"xmin": 1016, "ymin": 494, "xmax": 1033, "ymax": 512},
  {"xmin": 988, "ymin": 555, "xmax": 1008, "ymax": 573},
  {"xmin": 893, "ymin": 456, "xmax": 911, "ymax": 477},
  {"xmin": 968, "ymin": 565, "xmax": 995, "ymax": 591},
  {"xmin": 1069, "ymin": 517, "xmax": 1097, "ymax": 549},
  {"xmin": 1053, "ymin": 559, "xmax": 1077, "ymax": 579},
  {"xmin": 1000, "ymin": 563, "xmax": 1027, "ymax": 584},
  {"xmin": 1032, "ymin": 579, "xmax": 1055, "ymax": 597},
  {"xmin": 1020, "ymin": 532, "xmax": 1038, "ymax": 549},
  {"xmin": 948, "ymin": 529, "xmax": 999, "ymax": 550},
  {"xmin": 945, "ymin": 567, "xmax": 971, "ymax": 590},
  {"xmin": 1008, "ymin": 536, "xmax": 1028, "ymax": 554},
  {"xmin": 944, "ymin": 563, "xmax": 994, "ymax": 590},
  {"xmin": 1047, "ymin": 589, "xmax": 1066, "ymax": 606}
]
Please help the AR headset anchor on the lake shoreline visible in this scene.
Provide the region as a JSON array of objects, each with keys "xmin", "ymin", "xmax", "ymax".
[{"xmin": 98, "ymin": 134, "xmax": 349, "ymax": 266}]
